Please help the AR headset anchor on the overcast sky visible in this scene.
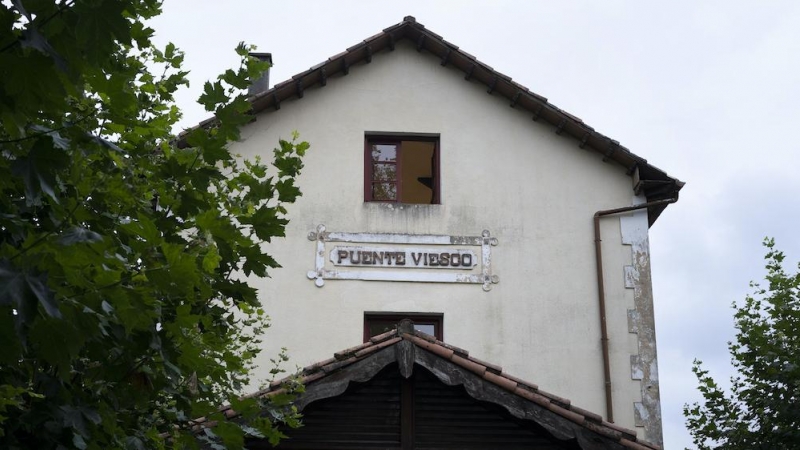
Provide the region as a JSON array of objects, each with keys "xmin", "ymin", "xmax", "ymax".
[{"xmin": 149, "ymin": 2, "xmax": 800, "ymax": 448}]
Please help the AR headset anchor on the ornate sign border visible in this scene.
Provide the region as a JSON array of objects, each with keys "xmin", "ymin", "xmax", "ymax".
[{"xmin": 306, "ymin": 224, "xmax": 500, "ymax": 291}]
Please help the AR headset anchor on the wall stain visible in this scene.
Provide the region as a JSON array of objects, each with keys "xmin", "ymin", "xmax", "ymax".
[{"xmin": 621, "ymin": 211, "xmax": 663, "ymax": 446}]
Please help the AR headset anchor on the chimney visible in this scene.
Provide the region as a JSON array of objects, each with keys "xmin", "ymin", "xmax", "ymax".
[{"xmin": 248, "ymin": 52, "xmax": 272, "ymax": 97}]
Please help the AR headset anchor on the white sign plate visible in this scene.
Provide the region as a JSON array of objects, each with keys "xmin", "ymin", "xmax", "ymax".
[{"xmin": 330, "ymin": 245, "xmax": 478, "ymax": 269}]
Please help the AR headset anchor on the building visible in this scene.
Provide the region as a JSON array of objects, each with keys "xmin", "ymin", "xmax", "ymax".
[{"xmin": 215, "ymin": 16, "xmax": 682, "ymax": 449}]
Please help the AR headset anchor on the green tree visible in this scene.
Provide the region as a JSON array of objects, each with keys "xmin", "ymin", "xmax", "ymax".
[
  {"xmin": 685, "ymin": 239, "xmax": 800, "ymax": 449},
  {"xmin": 0, "ymin": 1, "xmax": 306, "ymax": 448}
]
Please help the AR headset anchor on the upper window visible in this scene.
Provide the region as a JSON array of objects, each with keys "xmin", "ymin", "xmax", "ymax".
[{"xmin": 365, "ymin": 135, "xmax": 439, "ymax": 204}]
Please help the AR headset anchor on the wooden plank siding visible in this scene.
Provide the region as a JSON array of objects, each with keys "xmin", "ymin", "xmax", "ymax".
[{"xmin": 249, "ymin": 364, "xmax": 580, "ymax": 449}]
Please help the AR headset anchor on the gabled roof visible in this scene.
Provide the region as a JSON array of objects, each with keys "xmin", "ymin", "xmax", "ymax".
[
  {"xmin": 205, "ymin": 320, "xmax": 660, "ymax": 450},
  {"xmin": 179, "ymin": 16, "xmax": 683, "ymax": 226}
]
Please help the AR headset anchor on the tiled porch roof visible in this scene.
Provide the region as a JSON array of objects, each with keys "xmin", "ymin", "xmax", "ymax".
[{"xmin": 203, "ymin": 320, "xmax": 660, "ymax": 450}]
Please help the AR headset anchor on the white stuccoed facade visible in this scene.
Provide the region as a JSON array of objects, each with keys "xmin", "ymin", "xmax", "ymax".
[{"xmin": 229, "ymin": 35, "xmax": 672, "ymax": 444}]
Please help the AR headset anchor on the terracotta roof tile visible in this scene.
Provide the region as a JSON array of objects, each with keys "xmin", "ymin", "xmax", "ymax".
[
  {"xmin": 537, "ymin": 388, "xmax": 572, "ymax": 407},
  {"xmin": 432, "ymin": 338, "xmax": 469, "ymax": 357},
  {"xmin": 562, "ymin": 110, "xmax": 583, "ymax": 123},
  {"xmin": 514, "ymin": 385, "xmax": 551, "ymax": 407},
  {"xmin": 364, "ymin": 32, "xmax": 384, "ymax": 43},
  {"xmin": 483, "ymin": 371, "xmax": 517, "ymax": 393},
  {"xmin": 511, "ymin": 80, "xmax": 531, "ymax": 93},
  {"xmin": 547, "ymin": 401, "xmax": 586, "ymax": 425},
  {"xmin": 355, "ymin": 336, "xmax": 401, "ymax": 357},
  {"xmin": 476, "ymin": 61, "xmax": 494, "ymax": 72},
  {"xmin": 441, "ymin": 39, "xmax": 459, "ymax": 50},
  {"xmin": 263, "ymin": 387, "xmax": 285, "ymax": 398},
  {"xmin": 321, "ymin": 355, "xmax": 359, "ymax": 373},
  {"xmin": 412, "ymin": 329, "xmax": 437, "ymax": 342},
  {"xmin": 302, "ymin": 356, "xmax": 336, "ymax": 374},
  {"xmin": 297, "ymin": 371, "xmax": 326, "ymax": 386},
  {"xmin": 502, "ymin": 372, "xmax": 539, "ymax": 391},
  {"xmin": 451, "ymin": 354, "xmax": 486, "ymax": 377},
  {"xmin": 346, "ymin": 42, "xmax": 365, "ymax": 52},
  {"xmin": 309, "ymin": 60, "xmax": 327, "ymax": 71},
  {"xmin": 291, "ymin": 68, "xmax": 312, "ymax": 80},
  {"xmin": 603, "ymin": 421, "xmax": 639, "ymax": 441},
  {"xmin": 583, "ymin": 420, "xmax": 624, "ymax": 441},
  {"xmin": 369, "ymin": 328, "xmax": 398, "ymax": 343},
  {"xmin": 404, "ymin": 334, "xmax": 454, "ymax": 360},
  {"xmin": 421, "ymin": 28, "xmax": 443, "ymax": 41},
  {"xmin": 495, "ymin": 71, "xmax": 513, "ymax": 81},
  {"xmin": 327, "ymin": 50, "xmax": 348, "ymax": 61},
  {"xmin": 334, "ymin": 341, "xmax": 373, "ymax": 360},
  {"xmin": 467, "ymin": 354, "xmax": 502, "ymax": 374},
  {"xmin": 382, "ymin": 23, "xmax": 404, "ymax": 32},
  {"xmin": 569, "ymin": 404, "xmax": 604, "ymax": 424},
  {"xmin": 459, "ymin": 49, "xmax": 477, "ymax": 60},
  {"xmin": 272, "ymin": 79, "xmax": 293, "ymax": 90}
]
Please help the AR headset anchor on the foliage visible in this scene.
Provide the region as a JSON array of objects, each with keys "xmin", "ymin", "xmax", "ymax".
[
  {"xmin": 684, "ymin": 239, "xmax": 800, "ymax": 449},
  {"xmin": 0, "ymin": 1, "xmax": 307, "ymax": 448}
]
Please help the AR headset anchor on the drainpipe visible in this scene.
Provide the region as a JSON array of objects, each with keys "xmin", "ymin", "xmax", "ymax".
[{"xmin": 593, "ymin": 198, "xmax": 676, "ymax": 423}]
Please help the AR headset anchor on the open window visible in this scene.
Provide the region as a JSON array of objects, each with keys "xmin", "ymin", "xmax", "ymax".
[
  {"xmin": 365, "ymin": 134, "xmax": 439, "ymax": 204},
  {"xmin": 364, "ymin": 312, "xmax": 443, "ymax": 342}
]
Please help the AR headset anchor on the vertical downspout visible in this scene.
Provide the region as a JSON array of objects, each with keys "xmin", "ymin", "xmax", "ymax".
[{"xmin": 593, "ymin": 198, "xmax": 676, "ymax": 423}]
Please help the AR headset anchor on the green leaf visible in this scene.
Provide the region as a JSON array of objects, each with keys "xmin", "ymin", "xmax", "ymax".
[
  {"xmin": 0, "ymin": 260, "xmax": 60, "ymax": 321},
  {"xmin": 0, "ymin": 260, "xmax": 26, "ymax": 310},
  {"xmin": 129, "ymin": 213, "xmax": 161, "ymax": 243},
  {"xmin": 241, "ymin": 245, "xmax": 279, "ymax": 277},
  {"xmin": 202, "ymin": 245, "xmax": 221, "ymax": 273},
  {"xmin": 124, "ymin": 436, "xmax": 146, "ymax": 450},
  {"xmin": 214, "ymin": 421, "xmax": 244, "ymax": 448},
  {"xmin": 58, "ymin": 226, "xmax": 103, "ymax": 246},
  {"xmin": 60, "ymin": 405, "xmax": 88, "ymax": 436},
  {"xmin": 11, "ymin": 137, "xmax": 69, "ymax": 204},
  {"xmin": 72, "ymin": 433, "xmax": 87, "ymax": 450},
  {"xmin": 18, "ymin": 22, "xmax": 68, "ymax": 72},
  {"xmin": 25, "ymin": 272, "xmax": 60, "ymax": 319},
  {"xmin": 29, "ymin": 318, "xmax": 83, "ymax": 377},
  {"xmin": 161, "ymin": 243, "xmax": 200, "ymax": 295},
  {"xmin": 198, "ymin": 81, "xmax": 228, "ymax": 111},
  {"xmin": 240, "ymin": 206, "xmax": 287, "ymax": 242},
  {"xmin": 74, "ymin": 0, "xmax": 130, "ymax": 63},
  {"xmin": 30, "ymin": 125, "xmax": 70, "ymax": 150},
  {"xmin": 89, "ymin": 134, "xmax": 124, "ymax": 153},
  {"xmin": 221, "ymin": 69, "xmax": 249, "ymax": 90},
  {"xmin": 276, "ymin": 179, "xmax": 301, "ymax": 203}
]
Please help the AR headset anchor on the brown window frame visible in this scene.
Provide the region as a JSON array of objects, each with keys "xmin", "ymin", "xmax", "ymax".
[
  {"xmin": 363, "ymin": 312, "xmax": 444, "ymax": 342},
  {"xmin": 364, "ymin": 134, "xmax": 440, "ymax": 204}
]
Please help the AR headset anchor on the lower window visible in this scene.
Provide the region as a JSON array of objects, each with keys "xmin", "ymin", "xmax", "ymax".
[{"xmin": 363, "ymin": 312, "xmax": 443, "ymax": 342}]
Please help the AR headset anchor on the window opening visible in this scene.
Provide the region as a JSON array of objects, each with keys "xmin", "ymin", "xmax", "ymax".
[
  {"xmin": 365, "ymin": 135, "xmax": 439, "ymax": 204},
  {"xmin": 364, "ymin": 313, "xmax": 443, "ymax": 342}
]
